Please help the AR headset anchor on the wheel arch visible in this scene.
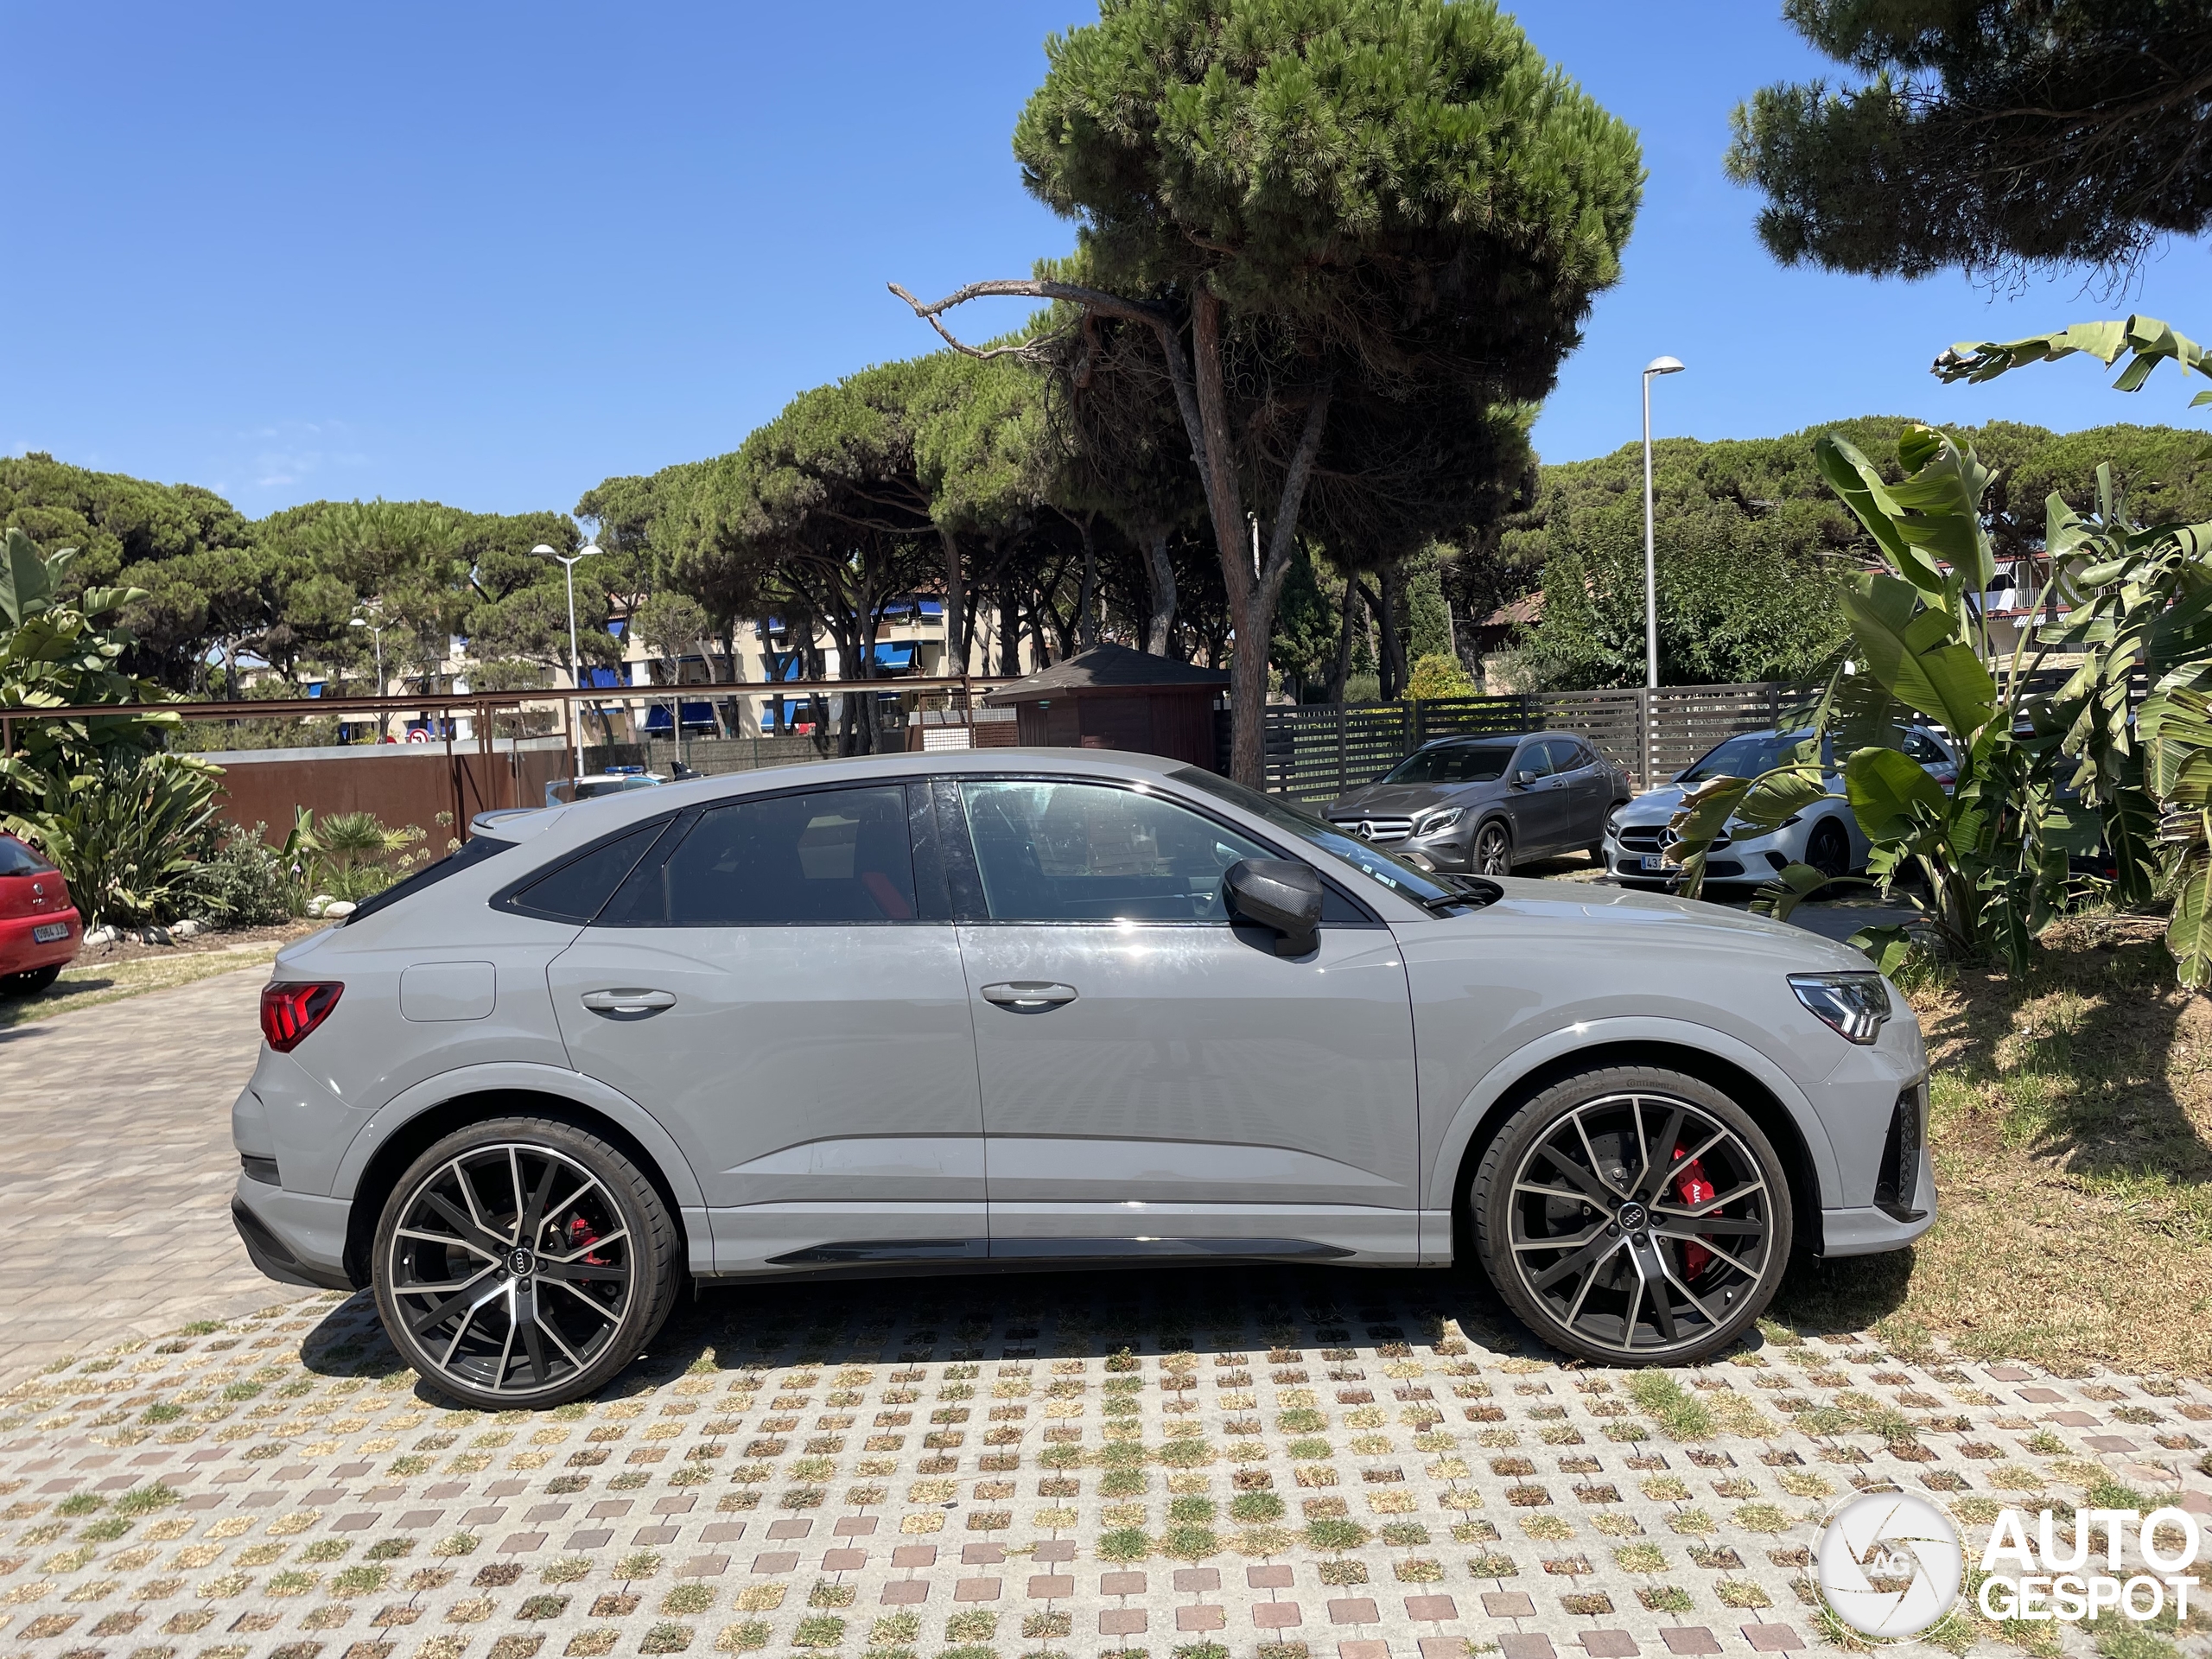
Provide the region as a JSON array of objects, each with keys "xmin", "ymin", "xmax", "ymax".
[
  {"xmin": 1438, "ymin": 1033, "xmax": 1831, "ymax": 1264},
  {"xmin": 335, "ymin": 1065, "xmax": 708, "ymax": 1289}
]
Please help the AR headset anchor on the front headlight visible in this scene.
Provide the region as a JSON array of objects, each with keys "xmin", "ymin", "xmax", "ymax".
[
  {"xmin": 1413, "ymin": 806, "xmax": 1465, "ymax": 837},
  {"xmin": 1788, "ymin": 972, "xmax": 1892, "ymax": 1044}
]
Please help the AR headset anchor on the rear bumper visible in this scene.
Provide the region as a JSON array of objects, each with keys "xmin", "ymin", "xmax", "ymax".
[
  {"xmin": 0, "ymin": 908, "xmax": 80, "ymax": 976},
  {"xmin": 232, "ymin": 1174, "xmax": 355, "ymax": 1292}
]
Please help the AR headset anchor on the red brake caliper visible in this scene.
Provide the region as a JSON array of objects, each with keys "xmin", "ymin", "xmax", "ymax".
[
  {"xmin": 565, "ymin": 1215, "xmax": 607, "ymax": 1266},
  {"xmin": 1670, "ymin": 1145, "xmax": 1715, "ymax": 1280}
]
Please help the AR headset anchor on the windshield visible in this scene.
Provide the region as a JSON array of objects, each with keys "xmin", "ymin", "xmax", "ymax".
[
  {"xmin": 1170, "ymin": 767, "xmax": 1465, "ymax": 906},
  {"xmin": 1378, "ymin": 741, "xmax": 1516, "ymax": 785},
  {"xmin": 1679, "ymin": 729, "xmax": 1832, "ymax": 783}
]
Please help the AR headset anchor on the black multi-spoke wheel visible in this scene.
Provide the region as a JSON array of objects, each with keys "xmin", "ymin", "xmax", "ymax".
[
  {"xmin": 1471, "ymin": 1067, "xmax": 1792, "ymax": 1364},
  {"xmin": 1805, "ymin": 817, "xmax": 1852, "ymax": 880},
  {"xmin": 1473, "ymin": 820, "xmax": 1513, "ymax": 876},
  {"xmin": 372, "ymin": 1118, "xmax": 679, "ymax": 1408}
]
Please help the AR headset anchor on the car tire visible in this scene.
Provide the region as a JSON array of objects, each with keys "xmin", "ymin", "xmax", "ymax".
[
  {"xmin": 0, "ymin": 964, "xmax": 62, "ymax": 997},
  {"xmin": 1469, "ymin": 1065, "xmax": 1792, "ymax": 1366},
  {"xmin": 1472, "ymin": 819, "xmax": 1513, "ymax": 876},
  {"xmin": 372, "ymin": 1116, "xmax": 682, "ymax": 1409},
  {"xmin": 1805, "ymin": 817, "xmax": 1851, "ymax": 880}
]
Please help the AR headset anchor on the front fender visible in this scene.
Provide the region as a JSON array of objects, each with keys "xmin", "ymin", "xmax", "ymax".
[
  {"xmin": 1422, "ymin": 1014, "xmax": 1842, "ymax": 1213},
  {"xmin": 332, "ymin": 1060, "xmax": 709, "ymax": 1213}
]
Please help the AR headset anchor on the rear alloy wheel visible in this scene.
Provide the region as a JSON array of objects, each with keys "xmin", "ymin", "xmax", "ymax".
[
  {"xmin": 372, "ymin": 1117, "xmax": 680, "ymax": 1408},
  {"xmin": 1472, "ymin": 820, "xmax": 1513, "ymax": 876},
  {"xmin": 1805, "ymin": 817, "xmax": 1851, "ymax": 880},
  {"xmin": 1471, "ymin": 1066, "xmax": 1791, "ymax": 1364}
]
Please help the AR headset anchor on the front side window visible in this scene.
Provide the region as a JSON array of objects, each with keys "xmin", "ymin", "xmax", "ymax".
[
  {"xmin": 1168, "ymin": 767, "xmax": 1467, "ymax": 908},
  {"xmin": 612, "ymin": 787, "xmax": 916, "ymax": 925},
  {"xmin": 959, "ymin": 780, "xmax": 1271, "ymax": 923}
]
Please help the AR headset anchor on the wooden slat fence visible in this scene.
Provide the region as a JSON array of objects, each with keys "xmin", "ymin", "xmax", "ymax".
[{"xmin": 1235, "ymin": 682, "xmax": 1809, "ymax": 803}]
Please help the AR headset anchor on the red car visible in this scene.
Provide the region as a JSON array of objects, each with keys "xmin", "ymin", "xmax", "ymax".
[{"xmin": 0, "ymin": 832, "xmax": 79, "ymax": 995}]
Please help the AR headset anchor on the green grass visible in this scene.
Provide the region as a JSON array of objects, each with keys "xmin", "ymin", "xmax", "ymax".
[{"xmin": 0, "ymin": 938, "xmax": 291, "ymax": 1029}]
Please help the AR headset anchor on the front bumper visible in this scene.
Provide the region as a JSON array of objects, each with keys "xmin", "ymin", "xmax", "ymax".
[
  {"xmin": 232, "ymin": 1173, "xmax": 355, "ymax": 1292},
  {"xmin": 1604, "ymin": 823, "xmax": 1790, "ymax": 885},
  {"xmin": 1821, "ymin": 1144, "xmax": 1938, "ymax": 1255}
]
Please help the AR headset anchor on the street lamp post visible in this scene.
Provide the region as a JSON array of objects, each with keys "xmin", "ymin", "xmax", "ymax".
[
  {"xmin": 535, "ymin": 543, "xmax": 601, "ymax": 782},
  {"xmin": 348, "ymin": 613, "xmax": 387, "ymax": 741},
  {"xmin": 1641, "ymin": 356, "xmax": 1686, "ymax": 691}
]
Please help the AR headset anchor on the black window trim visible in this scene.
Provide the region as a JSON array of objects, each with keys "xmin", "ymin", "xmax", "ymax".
[
  {"xmin": 932, "ymin": 770, "xmax": 1385, "ymax": 928},
  {"xmin": 491, "ymin": 811, "xmax": 682, "ymax": 925},
  {"xmin": 577, "ymin": 776, "xmax": 945, "ymax": 930}
]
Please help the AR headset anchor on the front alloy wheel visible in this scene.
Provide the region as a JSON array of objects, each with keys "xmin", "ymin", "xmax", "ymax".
[
  {"xmin": 372, "ymin": 1118, "xmax": 678, "ymax": 1408},
  {"xmin": 1472, "ymin": 820, "xmax": 1512, "ymax": 875},
  {"xmin": 1471, "ymin": 1067, "xmax": 1791, "ymax": 1363}
]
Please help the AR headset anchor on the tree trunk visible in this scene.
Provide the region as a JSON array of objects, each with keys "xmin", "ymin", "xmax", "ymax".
[
  {"xmin": 1144, "ymin": 524, "xmax": 1178, "ymax": 656},
  {"xmin": 1330, "ymin": 577, "xmax": 1358, "ymax": 703},
  {"xmin": 1077, "ymin": 514, "xmax": 1098, "ymax": 651},
  {"xmin": 938, "ymin": 525, "xmax": 966, "ymax": 681},
  {"xmin": 999, "ymin": 591, "xmax": 1021, "ymax": 677}
]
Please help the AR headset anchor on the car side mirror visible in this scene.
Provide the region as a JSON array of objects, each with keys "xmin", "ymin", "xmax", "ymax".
[
  {"xmin": 1224, "ymin": 859, "xmax": 1324, "ymax": 957},
  {"xmin": 1514, "ymin": 769, "xmax": 1539, "ymax": 787}
]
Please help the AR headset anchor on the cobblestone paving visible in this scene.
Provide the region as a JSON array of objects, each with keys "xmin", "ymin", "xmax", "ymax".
[
  {"xmin": 0, "ymin": 968, "xmax": 317, "ymax": 1389},
  {"xmin": 5, "ymin": 1268, "xmax": 2210, "ymax": 1659}
]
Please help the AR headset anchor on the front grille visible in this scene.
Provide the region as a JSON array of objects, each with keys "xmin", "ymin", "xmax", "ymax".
[
  {"xmin": 1329, "ymin": 816, "xmax": 1414, "ymax": 844},
  {"xmin": 1874, "ymin": 1084, "xmax": 1926, "ymax": 1220},
  {"xmin": 1616, "ymin": 823, "xmax": 1730, "ymax": 854}
]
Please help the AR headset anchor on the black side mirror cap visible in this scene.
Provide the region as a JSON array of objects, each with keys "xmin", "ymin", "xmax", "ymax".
[{"xmin": 1224, "ymin": 858, "xmax": 1325, "ymax": 957}]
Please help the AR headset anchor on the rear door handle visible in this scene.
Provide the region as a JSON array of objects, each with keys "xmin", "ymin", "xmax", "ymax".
[
  {"xmin": 980, "ymin": 981, "xmax": 1079, "ymax": 1010},
  {"xmin": 582, "ymin": 988, "xmax": 677, "ymax": 1015}
]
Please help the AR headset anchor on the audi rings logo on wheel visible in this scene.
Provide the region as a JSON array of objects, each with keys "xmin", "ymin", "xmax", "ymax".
[{"xmin": 1815, "ymin": 1492, "xmax": 1965, "ymax": 1637}]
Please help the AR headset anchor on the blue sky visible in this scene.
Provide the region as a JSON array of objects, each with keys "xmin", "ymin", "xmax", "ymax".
[{"xmin": 6, "ymin": 1, "xmax": 2208, "ymax": 522}]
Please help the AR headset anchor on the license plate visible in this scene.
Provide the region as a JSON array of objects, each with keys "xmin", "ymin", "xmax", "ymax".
[
  {"xmin": 1639, "ymin": 855, "xmax": 1681, "ymax": 874},
  {"xmin": 31, "ymin": 921, "xmax": 69, "ymax": 943}
]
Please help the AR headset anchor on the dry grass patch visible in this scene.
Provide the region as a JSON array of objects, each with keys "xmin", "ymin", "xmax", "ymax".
[{"xmin": 1770, "ymin": 917, "xmax": 2212, "ymax": 1376}]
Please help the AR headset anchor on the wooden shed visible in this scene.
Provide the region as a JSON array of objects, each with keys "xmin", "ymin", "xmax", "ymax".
[{"xmin": 982, "ymin": 643, "xmax": 1229, "ymax": 769}]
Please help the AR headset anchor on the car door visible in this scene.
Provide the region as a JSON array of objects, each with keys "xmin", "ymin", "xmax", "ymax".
[
  {"xmin": 942, "ymin": 775, "xmax": 1422, "ymax": 1262},
  {"xmin": 1503, "ymin": 737, "xmax": 1565, "ymax": 853},
  {"xmin": 545, "ymin": 780, "xmax": 987, "ymax": 1272},
  {"xmin": 1546, "ymin": 738, "xmax": 1613, "ymax": 849}
]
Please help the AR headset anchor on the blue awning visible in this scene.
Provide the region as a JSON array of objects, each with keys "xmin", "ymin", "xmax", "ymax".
[
  {"xmin": 606, "ymin": 617, "xmax": 626, "ymax": 637},
  {"xmin": 644, "ymin": 704, "xmax": 672, "ymax": 732},
  {"xmin": 871, "ymin": 642, "xmax": 917, "ymax": 670},
  {"xmin": 305, "ymin": 682, "xmax": 323, "ymax": 698},
  {"xmin": 580, "ymin": 665, "xmax": 627, "ymax": 689}
]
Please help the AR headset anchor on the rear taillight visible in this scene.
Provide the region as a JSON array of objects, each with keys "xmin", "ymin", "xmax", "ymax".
[{"xmin": 261, "ymin": 982, "xmax": 343, "ymax": 1052}]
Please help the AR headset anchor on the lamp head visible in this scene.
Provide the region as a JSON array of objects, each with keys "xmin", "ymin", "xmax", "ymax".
[
  {"xmin": 1643, "ymin": 355, "xmax": 1687, "ymax": 377},
  {"xmin": 531, "ymin": 543, "xmax": 557, "ymax": 557},
  {"xmin": 348, "ymin": 618, "xmax": 365, "ymax": 629},
  {"xmin": 579, "ymin": 543, "xmax": 601, "ymax": 559}
]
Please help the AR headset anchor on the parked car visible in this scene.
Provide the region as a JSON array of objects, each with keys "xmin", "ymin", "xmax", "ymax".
[
  {"xmin": 1325, "ymin": 731, "xmax": 1633, "ymax": 874},
  {"xmin": 1605, "ymin": 725, "xmax": 1960, "ymax": 890},
  {"xmin": 232, "ymin": 747, "xmax": 1931, "ymax": 1402},
  {"xmin": 0, "ymin": 832, "xmax": 80, "ymax": 995},
  {"xmin": 546, "ymin": 769, "xmax": 669, "ymax": 807}
]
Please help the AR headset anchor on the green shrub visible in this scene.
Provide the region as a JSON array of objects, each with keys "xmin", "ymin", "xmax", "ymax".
[{"xmin": 194, "ymin": 824, "xmax": 298, "ymax": 926}]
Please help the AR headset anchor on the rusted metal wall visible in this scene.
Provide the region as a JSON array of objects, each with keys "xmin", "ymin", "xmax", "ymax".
[{"xmin": 207, "ymin": 747, "xmax": 571, "ymax": 842}]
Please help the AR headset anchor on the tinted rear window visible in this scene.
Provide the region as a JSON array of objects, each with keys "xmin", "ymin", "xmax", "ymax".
[
  {"xmin": 601, "ymin": 786, "xmax": 918, "ymax": 926},
  {"xmin": 502, "ymin": 820, "xmax": 671, "ymax": 924},
  {"xmin": 0, "ymin": 837, "xmax": 55, "ymax": 877},
  {"xmin": 344, "ymin": 833, "xmax": 513, "ymax": 925}
]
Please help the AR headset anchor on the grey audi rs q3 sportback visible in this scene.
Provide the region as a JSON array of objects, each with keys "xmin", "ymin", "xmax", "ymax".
[{"xmin": 233, "ymin": 749, "xmax": 1932, "ymax": 1407}]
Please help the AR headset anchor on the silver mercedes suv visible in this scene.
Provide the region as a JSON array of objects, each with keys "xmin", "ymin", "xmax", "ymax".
[{"xmin": 232, "ymin": 749, "xmax": 1932, "ymax": 1408}]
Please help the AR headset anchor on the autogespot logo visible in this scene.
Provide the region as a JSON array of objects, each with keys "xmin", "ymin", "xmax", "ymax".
[{"xmin": 1816, "ymin": 1493, "xmax": 1966, "ymax": 1637}]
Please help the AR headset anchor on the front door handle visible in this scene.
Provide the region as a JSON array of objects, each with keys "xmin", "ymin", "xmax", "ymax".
[
  {"xmin": 582, "ymin": 988, "xmax": 677, "ymax": 1016},
  {"xmin": 980, "ymin": 981, "xmax": 1079, "ymax": 1010}
]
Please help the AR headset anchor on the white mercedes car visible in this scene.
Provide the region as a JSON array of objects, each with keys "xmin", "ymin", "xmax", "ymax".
[
  {"xmin": 1605, "ymin": 725, "xmax": 1959, "ymax": 890},
  {"xmin": 232, "ymin": 749, "xmax": 1932, "ymax": 1406}
]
